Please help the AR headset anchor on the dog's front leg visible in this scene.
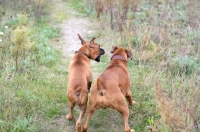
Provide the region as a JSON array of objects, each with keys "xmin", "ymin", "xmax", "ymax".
[{"xmin": 125, "ymin": 90, "xmax": 136, "ymax": 106}]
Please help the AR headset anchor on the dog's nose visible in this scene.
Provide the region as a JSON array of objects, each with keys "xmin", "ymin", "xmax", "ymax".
[{"xmin": 100, "ymin": 48, "xmax": 105, "ymax": 55}]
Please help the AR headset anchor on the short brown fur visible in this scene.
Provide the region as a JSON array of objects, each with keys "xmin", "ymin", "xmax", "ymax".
[
  {"xmin": 66, "ymin": 34, "xmax": 104, "ymax": 132},
  {"xmin": 82, "ymin": 46, "xmax": 136, "ymax": 132}
]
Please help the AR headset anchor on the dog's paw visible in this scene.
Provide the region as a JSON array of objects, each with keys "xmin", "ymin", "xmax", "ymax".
[
  {"xmin": 125, "ymin": 129, "xmax": 135, "ymax": 132},
  {"xmin": 129, "ymin": 100, "xmax": 136, "ymax": 106},
  {"xmin": 81, "ymin": 126, "xmax": 88, "ymax": 132},
  {"xmin": 66, "ymin": 114, "xmax": 73, "ymax": 120},
  {"xmin": 132, "ymin": 100, "xmax": 136, "ymax": 105}
]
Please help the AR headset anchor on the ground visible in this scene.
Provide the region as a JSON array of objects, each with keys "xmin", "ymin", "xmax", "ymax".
[
  {"xmin": 46, "ymin": 1, "xmax": 97, "ymax": 131},
  {"xmin": 44, "ymin": 0, "xmax": 128, "ymax": 132}
]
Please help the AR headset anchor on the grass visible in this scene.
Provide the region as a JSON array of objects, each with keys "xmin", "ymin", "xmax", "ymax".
[
  {"xmin": 0, "ymin": 0, "xmax": 68, "ymax": 131},
  {"xmin": 1, "ymin": 0, "xmax": 200, "ymax": 132},
  {"xmin": 0, "ymin": 63, "xmax": 67, "ymax": 131},
  {"xmin": 66, "ymin": 0, "xmax": 200, "ymax": 131}
]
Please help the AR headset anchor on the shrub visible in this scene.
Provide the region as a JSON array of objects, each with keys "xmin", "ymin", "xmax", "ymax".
[
  {"xmin": 11, "ymin": 25, "xmax": 33, "ymax": 71},
  {"xmin": 169, "ymin": 55, "xmax": 198, "ymax": 76}
]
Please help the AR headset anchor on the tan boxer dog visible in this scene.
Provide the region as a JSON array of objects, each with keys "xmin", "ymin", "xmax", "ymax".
[
  {"xmin": 66, "ymin": 34, "xmax": 105, "ymax": 132},
  {"xmin": 82, "ymin": 46, "xmax": 136, "ymax": 132}
]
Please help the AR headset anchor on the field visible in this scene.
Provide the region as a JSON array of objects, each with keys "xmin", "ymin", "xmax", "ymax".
[{"xmin": 0, "ymin": 0, "xmax": 199, "ymax": 132}]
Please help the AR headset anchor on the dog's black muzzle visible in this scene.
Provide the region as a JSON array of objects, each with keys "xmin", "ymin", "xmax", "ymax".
[
  {"xmin": 100, "ymin": 48, "xmax": 105, "ymax": 55},
  {"xmin": 95, "ymin": 48, "xmax": 105, "ymax": 62}
]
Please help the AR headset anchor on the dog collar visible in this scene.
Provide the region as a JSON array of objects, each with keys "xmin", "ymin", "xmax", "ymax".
[
  {"xmin": 75, "ymin": 51, "xmax": 90, "ymax": 59},
  {"xmin": 111, "ymin": 55, "xmax": 127, "ymax": 62}
]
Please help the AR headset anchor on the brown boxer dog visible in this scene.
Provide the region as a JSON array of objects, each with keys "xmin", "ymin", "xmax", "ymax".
[
  {"xmin": 82, "ymin": 46, "xmax": 136, "ymax": 132},
  {"xmin": 66, "ymin": 34, "xmax": 105, "ymax": 132}
]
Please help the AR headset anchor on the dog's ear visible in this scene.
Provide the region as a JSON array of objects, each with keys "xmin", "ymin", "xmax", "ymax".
[
  {"xmin": 87, "ymin": 37, "xmax": 96, "ymax": 48},
  {"xmin": 125, "ymin": 49, "xmax": 133, "ymax": 60},
  {"xmin": 90, "ymin": 37, "xmax": 96, "ymax": 45},
  {"xmin": 111, "ymin": 46, "xmax": 118, "ymax": 53},
  {"xmin": 78, "ymin": 34, "xmax": 85, "ymax": 45}
]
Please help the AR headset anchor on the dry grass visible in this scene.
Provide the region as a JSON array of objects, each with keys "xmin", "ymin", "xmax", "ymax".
[
  {"xmin": 154, "ymin": 79, "xmax": 200, "ymax": 132},
  {"xmin": 154, "ymin": 80, "xmax": 185, "ymax": 132}
]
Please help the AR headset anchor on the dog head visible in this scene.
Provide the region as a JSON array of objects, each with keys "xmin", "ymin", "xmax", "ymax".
[
  {"xmin": 77, "ymin": 34, "xmax": 105, "ymax": 62},
  {"xmin": 110, "ymin": 46, "xmax": 132, "ymax": 61}
]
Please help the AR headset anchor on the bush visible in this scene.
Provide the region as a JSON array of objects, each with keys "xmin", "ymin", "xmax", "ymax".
[{"xmin": 169, "ymin": 55, "xmax": 198, "ymax": 76}]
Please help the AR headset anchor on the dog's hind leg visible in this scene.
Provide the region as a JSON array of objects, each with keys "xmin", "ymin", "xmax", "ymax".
[
  {"xmin": 66, "ymin": 101, "xmax": 75, "ymax": 120},
  {"xmin": 76, "ymin": 92, "xmax": 88, "ymax": 132},
  {"xmin": 81, "ymin": 104, "xmax": 95, "ymax": 132},
  {"xmin": 76, "ymin": 104, "xmax": 87, "ymax": 132},
  {"xmin": 81, "ymin": 96, "xmax": 96, "ymax": 132},
  {"xmin": 120, "ymin": 105, "xmax": 135, "ymax": 132},
  {"xmin": 113, "ymin": 94, "xmax": 135, "ymax": 132}
]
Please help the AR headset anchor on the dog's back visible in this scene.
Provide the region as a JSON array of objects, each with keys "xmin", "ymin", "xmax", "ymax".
[
  {"xmin": 67, "ymin": 53, "xmax": 91, "ymax": 105},
  {"xmin": 82, "ymin": 46, "xmax": 135, "ymax": 132},
  {"xmin": 66, "ymin": 34, "xmax": 105, "ymax": 132},
  {"xmin": 97, "ymin": 57, "xmax": 131, "ymax": 96}
]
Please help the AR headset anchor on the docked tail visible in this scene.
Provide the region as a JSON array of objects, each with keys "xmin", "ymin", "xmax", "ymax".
[
  {"xmin": 75, "ymin": 87, "xmax": 81, "ymax": 105},
  {"xmin": 75, "ymin": 87, "xmax": 88, "ymax": 105},
  {"xmin": 97, "ymin": 78, "xmax": 106, "ymax": 96}
]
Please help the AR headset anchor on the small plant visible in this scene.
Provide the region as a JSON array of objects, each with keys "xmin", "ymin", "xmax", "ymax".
[
  {"xmin": 11, "ymin": 25, "xmax": 33, "ymax": 71},
  {"xmin": 146, "ymin": 116, "xmax": 154, "ymax": 126},
  {"xmin": 139, "ymin": 28, "xmax": 162, "ymax": 61},
  {"xmin": 12, "ymin": 116, "xmax": 36, "ymax": 132},
  {"xmin": 10, "ymin": 13, "xmax": 33, "ymax": 71},
  {"xmin": 169, "ymin": 55, "xmax": 198, "ymax": 76}
]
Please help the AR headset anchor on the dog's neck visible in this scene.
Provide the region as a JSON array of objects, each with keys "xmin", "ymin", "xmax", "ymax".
[
  {"xmin": 75, "ymin": 51, "xmax": 90, "ymax": 59},
  {"xmin": 111, "ymin": 54, "xmax": 126, "ymax": 62}
]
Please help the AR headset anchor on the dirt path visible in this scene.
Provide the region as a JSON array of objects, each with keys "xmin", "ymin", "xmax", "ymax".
[
  {"xmin": 46, "ymin": 1, "xmax": 101, "ymax": 132},
  {"xmin": 60, "ymin": 17, "xmax": 95, "ymax": 58},
  {"xmin": 47, "ymin": 1, "xmax": 125, "ymax": 132},
  {"xmin": 54, "ymin": 5, "xmax": 96, "ymax": 60}
]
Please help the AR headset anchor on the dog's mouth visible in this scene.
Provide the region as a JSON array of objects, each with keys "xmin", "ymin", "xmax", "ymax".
[
  {"xmin": 95, "ymin": 55, "xmax": 101, "ymax": 62},
  {"xmin": 95, "ymin": 48, "xmax": 105, "ymax": 62},
  {"xmin": 100, "ymin": 48, "xmax": 105, "ymax": 55}
]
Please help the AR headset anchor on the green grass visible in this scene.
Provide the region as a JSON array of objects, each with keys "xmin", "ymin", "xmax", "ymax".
[
  {"xmin": 0, "ymin": 64, "xmax": 67, "ymax": 131},
  {"xmin": 1, "ymin": 0, "xmax": 200, "ymax": 132},
  {"xmin": 67, "ymin": 0, "xmax": 200, "ymax": 131},
  {"xmin": 65, "ymin": 0, "xmax": 96, "ymax": 17},
  {"xmin": 0, "ymin": 0, "xmax": 68, "ymax": 131}
]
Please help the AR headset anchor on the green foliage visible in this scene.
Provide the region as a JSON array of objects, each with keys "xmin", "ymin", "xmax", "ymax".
[
  {"xmin": 1, "ymin": 0, "xmax": 200, "ymax": 132},
  {"xmin": 66, "ymin": 0, "xmax": 95, "ymax": 16},
  {"xmin": 10, "ymin": 14, "xmax": 33, "ymax": 71},
  {"xmin": 31, "ymin": 24, "xmax": 61, "ymax": 67},
  {"xmin": 0, "ymin": 0, "xmax": 50, "ymax": 21},
  {"xmin": 128, "ymin": 64, "xmax": 159, "ymax": 131},
  {"xmin": 11, "ymin": 26, "xmax": 32, "ymax": 51},
  {"xmin": 12, "ymin": 116, "xmax": 36, "ymax": 132},
  {"xmin": 170, "ymin": 55, "xmax": 198, "ymax": 76},
  {"xmin": 64, "ymin": 0, "xmax": 200, "ymax": 131},
  {"xmin": 0, "ymin": 66, "xmax": 67, "ymax": 132},
  {"xmin": 0, "ymin": 0, "xmax": 65, "ymax": 131}
]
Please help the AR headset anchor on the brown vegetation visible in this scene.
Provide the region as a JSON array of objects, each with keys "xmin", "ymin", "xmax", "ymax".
[{"xmin": 154, "ymin": 79, "xmax": 200, "ymax": 132}]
